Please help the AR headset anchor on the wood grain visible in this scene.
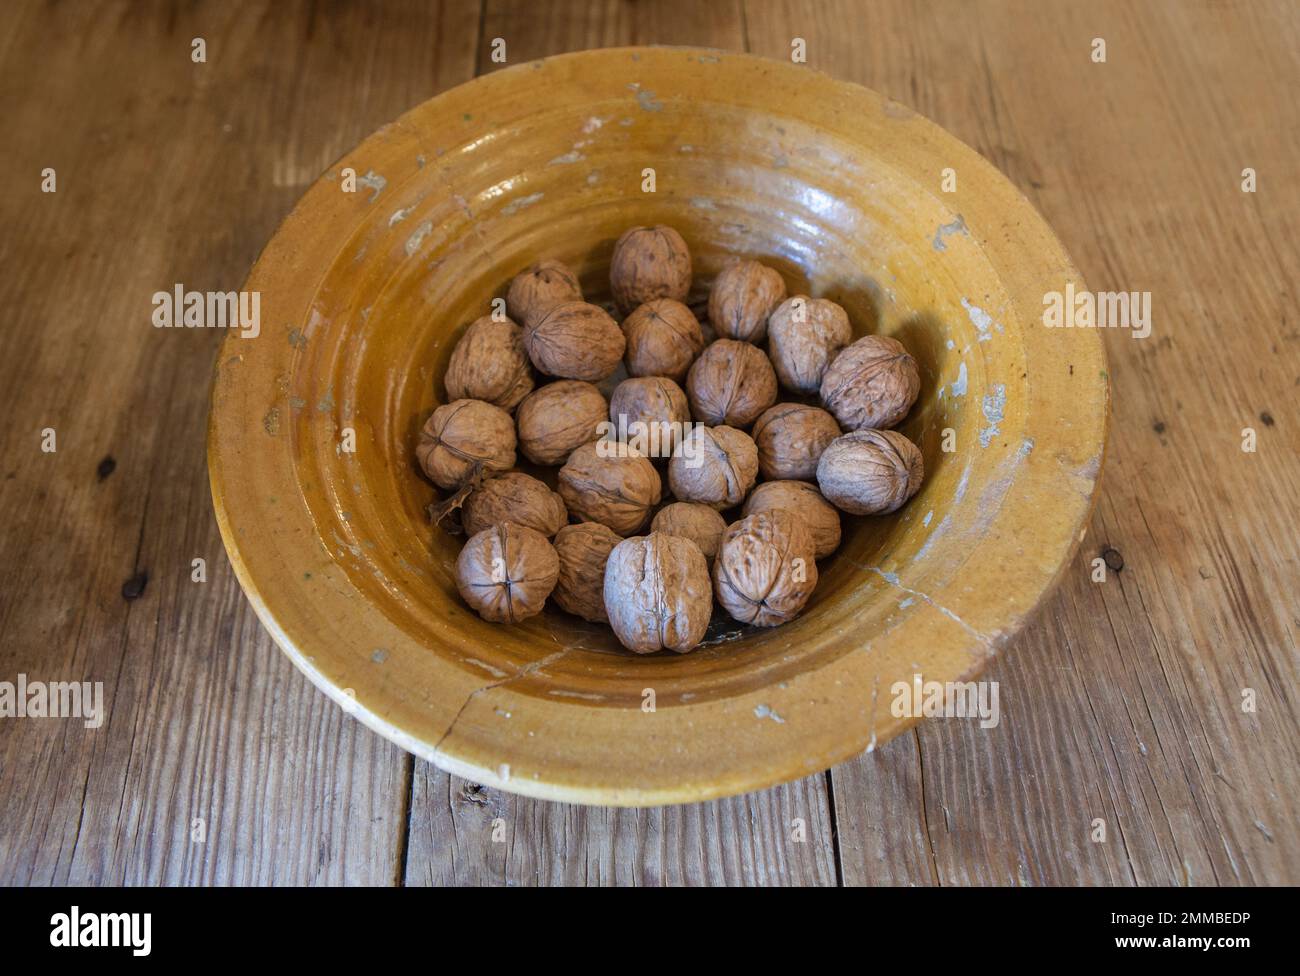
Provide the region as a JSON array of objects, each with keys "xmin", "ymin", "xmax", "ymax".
[
  {"xmin": 405, "ymin": 765, "xmax": 837, "ymax": 886},
  {"xmin": 1, "ymin": 0, "xmax": 1296, "ymax": 885},
  {"xmin": 401, "ymin": 0, "xmax": 842, "ymax": 886},
  {"xmin": 0, "ymin": 0, "xmax": 480, "ymax": 885},
  {"xmin": 747, "ymin": 0, "xmax": 1300, "ymax": 886}
]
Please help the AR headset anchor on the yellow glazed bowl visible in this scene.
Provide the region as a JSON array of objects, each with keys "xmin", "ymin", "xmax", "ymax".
[{"xmin": 209, "ymin": 47, "xmax": 1107, "ymax": 805}]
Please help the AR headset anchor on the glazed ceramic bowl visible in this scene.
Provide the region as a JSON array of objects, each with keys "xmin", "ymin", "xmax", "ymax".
[{"xmin": 209, "ymin": 47, "xmax": 1107, "ymax": 805}]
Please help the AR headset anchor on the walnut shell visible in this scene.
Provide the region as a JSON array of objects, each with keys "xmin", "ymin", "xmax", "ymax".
[
  {"xmin": 552, "ymin": 522, "xmax": 621, "ymax": 622},
  {"xmin": 817, "ymin": 429, "xmax": 924, "ymax": 515},
  {"xmin": 820, "ymin": 334, "xmax": 921, "ymax": 430},
  {"xmin": 455, "ymin": 522, "xmax": 559, "ymax": 623},
  {"xmin": 651, "ymin": 502, "xmax": 727, "ymax": 561},
  {"xmin": 622, "ymin": 298, "xmax": 704, "ymax": 383},
  {"xmin": 713, "ymin": 510, "xmax": 818, "ymax": 627},
  {"xmin": 443, "ymin": 315, "xmax": 535, "ymax": 411},
  {"xmin": 668, "ymin": 425, "xmax": 758, "ymax": 510},
  {"xmin": 751, "ymin": 403, "xmax": 841, "ymax": 481},
  {"xmin": 523, "ymin": 301, "xmax": 625, "ymax": 382},
  {"xmin": 742, "ymin": 480, "xmax": 841, "ymax": 559},
  {"xmin": 603, "ymin": 532, "xmax": 712, "ymax": 654},
  {"xmin": 610, "ymin": 225, "xmax": 692, "ymax": 313},
  {"xmin": 462, "ymin": 472, "xmax": 567, "ymax": 538},
  {"xmin": 506, "ymin": 259, "xmax": 582, "ymax": 327},
  {"xmin": 557, "ymin": 441, "xmax": 662, "ymax": 535},
  {"xmin": 685, "ymin": 339, "xmax": 778, "ymax": 428},
  {"xmin": 767, "ymin": 296, "xmax": 853, "ymax": 394},
  {"xmin": 608, "ymin": 376, "xmax": 691, "ymax": 459},
  {"xmin": 707, "ymin": 260, "xmax": 787, "ymax": 343},
  {"xmin": 416, "ymin": 399, "xmax": 517, "ymax": 490},
  {"xmin": 516, "ymin": 380, "xmax": 608, "ymax": 465}
]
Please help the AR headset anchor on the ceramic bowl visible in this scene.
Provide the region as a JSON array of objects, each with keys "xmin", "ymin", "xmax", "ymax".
[{"xmin": 209, "ymin": 47, "xmax": 1107, "ymax": 805}]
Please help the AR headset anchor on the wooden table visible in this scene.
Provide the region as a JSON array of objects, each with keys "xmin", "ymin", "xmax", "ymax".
[{"xmin": 2, "ymin": 0, "xmax": 1296, "ymax": 886}]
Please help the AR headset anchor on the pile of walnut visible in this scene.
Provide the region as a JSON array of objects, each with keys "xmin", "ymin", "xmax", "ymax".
[{"xmin": 417, "ymin": 225, "xmax": 924, "ymax": 655}]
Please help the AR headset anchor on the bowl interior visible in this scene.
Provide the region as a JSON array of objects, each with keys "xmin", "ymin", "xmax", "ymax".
[{"xmin": 210, "ymin": 48, "xmax": 1106, "ymax": 804}]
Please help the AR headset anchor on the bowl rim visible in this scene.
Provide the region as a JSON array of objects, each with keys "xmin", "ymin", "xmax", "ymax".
[{"xmin": 208, "ymin": 45, "xmax": 1109, "ymax": 806}]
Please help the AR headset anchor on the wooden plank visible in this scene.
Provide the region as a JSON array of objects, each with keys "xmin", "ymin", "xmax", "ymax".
[
  {"xmin": 400, "ymin": 0, "xmax": 839, "ymax": 887},
  {"xmin": 405, "ymin": 765, "xmax": 838, "ymax": 886},
  {"xmin": 478, "ymin": 0, "xmax": 750, "ymax": 64},
  {"xmin": 0, "ymin": 0, "xmax": 480, "ymax": 885},
  {"xmin": 746, "ymin": 0, "xmax": 1300, "ymax": 885},
  {"xmin": 827, "ymin": 732, "xmax": 938, "ymax": 886}
]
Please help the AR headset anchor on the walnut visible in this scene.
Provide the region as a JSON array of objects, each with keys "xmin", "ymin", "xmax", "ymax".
[
  {"xmin": 516, "ymin": 380, "xmax": 608, "ymax": 465},
  {"xmin": 557, "ymin": 441, "xmax": 662, "ymax": 535},
  {"xmin": 603, "ymin": 533, "xmax": 712, "ymax": 653},
  {"xmin": 707, "ymin": 259, "xmax": 786, "ymax": 343},
  {"xmin": 742, "ymin": 480, "xmax": 841, "ymax": 559},
  {"xmin": 455, "ymin": 522, "xmax": 559, "ymax": 623},
  {"xmin": 767, "ymin": 295, "xmax": 853, "ymax": 395},
  {"xmin": 462, "ymin": 472, "xmax": 567, "ymax": 538},
  {"xmin": 610, "ymin": 225, "xmax": 692, "ymax": 313},
  {"xmin": 713, "ymin": 510, "xmax": 818, "ymax": 627},
  {"xmin": 443, "ymin": 315, "xmax": 535, "ymax": 411},
  {"xmin": 817, "ymin": 429, "xmax": 924, "ymax": 515},
  {"xmin": 552, "ymin": 522, "xmax": 622, "ymax": 622},
  {"xmin": 651, "ymin": 502, "xmax": 727, "ymax": 561},
  {"xmin": 608, "ymin": 376, "xmax": 690, "ymax": 459},
  {"xmin": 506, "ymin": 259, "xmax": 583, "ymax": 326},
  {"xmin": 751, "ymin": 403, "xmax": 841, "ymax": 481},
  {"xmin": 523, "ymin": 301, "xmax": 625, "ymax": 382},
  {"xmin": 685, "ymin": 339, "xmax": 777, "ymax": 428},
  {"xmin": 668, "ymin": 425, "xmax": 758, "ymax": 510},
  {"xmin": 820, "ymin": 334, "xmax": 921, "ymax": 430},
  {"xmin": 416, "ymin": 399, "xmax": 516, "ymax": 489},
  {"xmin": 622, "ymin": 298, "xmax": 704, "ymax": 383}
]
